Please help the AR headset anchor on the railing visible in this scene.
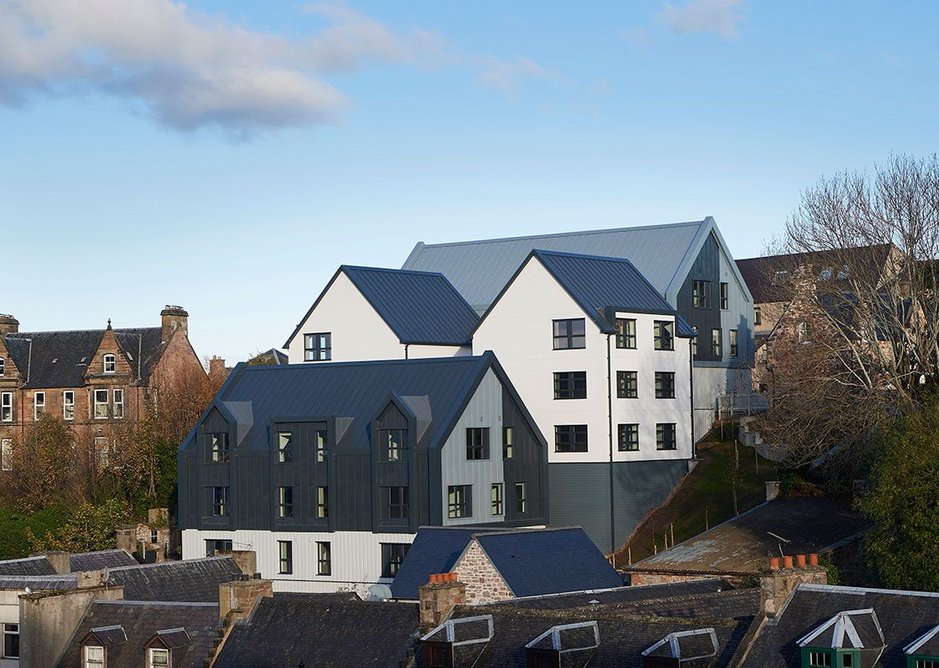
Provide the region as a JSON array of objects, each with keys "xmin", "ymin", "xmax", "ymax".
[{"xmin": 717, "ymin": 392, "xmax": 769, "ymax": 419}]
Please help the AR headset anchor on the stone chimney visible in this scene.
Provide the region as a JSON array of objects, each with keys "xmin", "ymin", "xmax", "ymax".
[
  {"xmin": 0, "ymin": 314, "xmax": 19, "ymax": 335},
  {"xmin": 40, "ymin": 551, "xmax": 71, "ymax": 575},
  {"xmin": 218, "ymin": 579, "xmax": 273, "ymax": 624},
  {"xmin": 209, "ymin": 356, "xmax": 227, "ymax": 379},
  {"xmin": 760, "ymin": 554, "xmax": 827, "ymax": 617},
  {"xmin": 219, "ymin": 550, "xmax": 258, "ymax": 578},
  {"xmin": 419, "ymin": 573, "xmax": 466, "ymax": 632},
  {"xmin": 160, "ymin": 305, "xmax": 189, "ymax": 342}
]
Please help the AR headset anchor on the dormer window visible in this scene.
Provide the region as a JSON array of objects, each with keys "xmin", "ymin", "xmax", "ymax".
[
  {"xmin": 83, "ymin": 645, "xmax": 105, "ymax": 668},
  {"xmin": 797, "ymin": 609, "xmax": 884, "ymax": 668},
  {"xmin": 380, "ymin": 429, "xmax": 407, "ymax": 462},
  {"xmin": 148, "ymin": 647, "xmax": 170, "ymax": 667},
  {"xmin": 903, "ymin": 624, "xmax": 939, "ymax": 668},
  {"xmin": 209, "ymin": 433, "xmax": 229, "ymax": 463},
  {"xmin": 80, "ymin": 625, "xmax": 125, "ymax": 668},
  {"xmin": 526, "ymin": 621, "xmax": 600, "ymax": 667},
  {"xmin": 103, "ymin": 354, "xmax": 116, "ymax": 374}
]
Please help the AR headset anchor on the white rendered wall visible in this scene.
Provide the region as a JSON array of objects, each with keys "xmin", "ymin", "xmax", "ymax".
[
  {"xmin": 182, "ymin": 529, "xmax": 415, "ymax": 595},
  {"xmin": 473, "ymin": 259, "xmax": 692, "ymax": 464},
  {"xmin": 406, "ymin": 344, "xmax": 472, "ymax": 358},
  {"xmin": 0, "ymin": 590, "xmax": 20, "ymax": 667}
]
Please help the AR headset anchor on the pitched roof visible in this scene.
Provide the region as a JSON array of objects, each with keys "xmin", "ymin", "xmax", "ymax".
[
  {"xmin": 213, "ymin": 593, "xmax": 419, "ymax": 667},
  {"xmin": 403, "ymin": 218, "xmax": 747, "ymax": 311},
  {"xmin": 284, "ymin": 265, "xmax": 479, "ymax": 348},
  {"xmin": 504, "ymin": 578, "xmax": 735, "ymax": 610},
  {"xmin": 3, "ymin": 326, "xmax": 166, "ymax": 388},
  {"xmin": 55, "ymin": 600, "xmax": 218, "ymax": 668},
  {"xmin": 390, "ymin": 527, "xmax": 493, "ymax": 599},
  {"xmin": 628, "ymin": 497, "xmax": 869, "ymax": 576},
  {"xmin": 70, "ymin": 549, "xmax": 138, "ymax": 572},
  {"xmin": 0, "ymin": 574, "xmax": 78, "ymax": 591},
  {"xmin": 740, "ymin": 584, "xmax": 939, "ymax": 667},
  {"xmin": 107, "ymin": 557, "xmax": 243, "ymax": 602},
  {"xmin": 0, "ymin": 555, "xmax": 56, "ymax": 576}
]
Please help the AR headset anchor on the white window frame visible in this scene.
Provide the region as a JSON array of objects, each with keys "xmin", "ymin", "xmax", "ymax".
[
  {"xmin": 83, "ymin": 644, "xmax": 105, "ymax": 667},
  {"xmin": 103, "ymin": 354, "xmax": 116, "ymax": 374},
  {"xmin": 94, "ymin": 389, "xmax": 109, "ymax": 419},
  {"xmin": 112, "ymin": 388, "xmax": 124, "ymax": 419},
  {"xmin": 0, "ymin": 392, "xmax": 12, "ymax": 422},
  {"xmin": 0, "ymin": 357, "xmax": 5, "ymax": 376},
  {"xmin": 1, "ymin": 438, "xmax": 12, "ymax": 472},
  {"xmin": 33, "ymin": 391, "xmax": 45, "ymax": 421},
  {"xmin": 63, "ymin": 390, "xmax": 75, "ymax": 421},
  {"xmin": 148, "ymin": 646, "xmax": 170, "ymax": 668}
]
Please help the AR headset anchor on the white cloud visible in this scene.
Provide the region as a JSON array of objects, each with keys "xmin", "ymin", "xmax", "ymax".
[
  {"xmin": 0, "ymin": 0, "xmax": 436, "ymax": 134},
  {"xmin": 662, "ymin": 0, "xmax": 744, "ymax": 38},
  {"xmin": 475, "ymin": 56, "xmax": 559, "ymax": 94}
]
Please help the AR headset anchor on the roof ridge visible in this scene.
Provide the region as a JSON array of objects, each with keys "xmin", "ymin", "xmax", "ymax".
[
  {"xmin": 342, "ymin": 264, "xmax": 454, "ymax": 279},
  {"xmin": 8, "ymin": 326, "xmax": 159, "ymax": 337},
  {"xmin": 94, "ymin": 600, "xmax": 219, "ymax": 607},
  {"xmin": 108, "ymin": 556, "xmax": 232, "ymax": 572},
  {"xmin": 237, "ymin": 355, "xmax": 484, "ymax": 373},
  {"xmin": 532, "ymin": 248, "xmax": 645, "ymax": 265},
  {"xmin": 799, "ymin": 583, "xmax": 939, "ymax": 598}
]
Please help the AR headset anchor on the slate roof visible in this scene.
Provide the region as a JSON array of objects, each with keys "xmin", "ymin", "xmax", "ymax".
[
  {"xmin": 55, "ymin": 600, "xmax": 219, "ymax": 668},
  {"xmin": 107, "ymin": 557, "xmax": 243, "ymax": 602},
  {"xmin": 504, "ymin": 578, "xmax": 734, "ymax": 610},
  {"xmin": 3, "ymin": 326, "xmax": 166, "ymax": 388},
  {"xmin": 390, "ymin": 527, "xmax": 494, "ymax": 599},
  {"xmin": 739, "ymin": 584, "xmax": 939, "ymax": 667},
  {"xmin": 0, "ymin": 555, "xmax": 56, "ymax": 576},
  {"xmin": 628, "ymin": 497, "xmax": 870, "ymax": 576},
  {"xmin": 70, "ymin": 549, "xmax": 138, "ymax": 572},
  {"xmin": 284, "ymin": 265, "xmax": 480, "ymax": 347},
  {"xmin": 0, "ymin": 574, "xmax": 78, "ymax": 591},
  {"xmin": 213, "ymin": 593, "xmax": 419, "ymax": 667}
]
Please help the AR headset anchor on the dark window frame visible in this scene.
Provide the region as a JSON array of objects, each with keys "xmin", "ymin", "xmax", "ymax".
[
  {"xmin": 277, "ymin": 486, "xmax": 294, "ymax": 519},
  {"xmin": 712, "ymin": 328, "xmax": 723, "ymax": 357},
  {"xmin": 615, "ymin": 318, "xmax": 637, "ymax": 349},
  {"xmin": 277, "ymin": 431, "xmax": 293, "ymax": 463},
  {"xmin": 618, "ymin": 423, "xmax": 639, "ymax": 451},
  {"xmin": 379, "ymin": 428, "xmax": 407, "ymax": 463},
  {"xmin": 303, "ymin": 332, "xmax": 332, "ymax": 361},
  {"xmin": 380, "ymin": 543, "xmax": 410, "ymax": 578},
  {"xmin": 315, "ymin": 428, "xmax": 328, "ymax": 463},
  {"xmin": 515, "ymin": 482, "xmax": 527, "ymax": 513},
  {"xmin": 720, "ymin": 282, "xmax": 729, "ymax": 309},
  {"xmin": 503, "ymin": 427, "xmax": 514, "ymax": 459},
  {"xmin": 447, "ymin": 485, "xmax": 472, "ymax": 519},
  {"xmin": 466, "ymin": 427, "xmax": 490, "ymax": 460},
  {"xmin": 208, "ymin": 432, "xmax": 229, "ymax": 463},
  {"xmin": 381, "ymin": 486, "xmax": 410, "ymax": 520},
  {"xmin": 616, "ymin": 370, "xmax": 638, "ymax": 398},
  {"xmin": 654, "ymin": 321, "xmax": 674, "ymax": 351},
  {"xmin": 692, "ymin": 280, "xmax": 711, "ymax": 308},
  {"xmin": 278, "ymin": 540, "xmax": 292, "ymax": 574},
  {"xmin": 316, "ymin": 486, "xmax": 328, "ymax": 519},
  {"xmin": 554, "ymin": 425, "xmax": 588, "ymax": 453},
  {"xmin": 656, "ymin": 423, "xmax": 677, "ymax": 451},
  {"xmin": 654, "ymin": 371, "xmax": 676, "ymax": 399},
  {"xmin": 211, "ymin": 486, "xmax": 228, "ymax": 517},
  {"xmin": 553, "ymin": 371, "xmax": 587, "ymax": 400},
  {"xmin": 730, "ymin": 329, "xmax": 739, "ymax": 357},
  {"xmin": 552, "ymin": 318, "xmax": 586, "ymax": 350},
  {"xmin": 317, "ymin": 541, "xmax": 331, "ymax": 576},
  {"xmin": 491, "ymin": 483, "xmax": 503, "ymax": 515},
  {"xmin": 205, "ymin": 539, "xmax": 232, "ymax": 557}
]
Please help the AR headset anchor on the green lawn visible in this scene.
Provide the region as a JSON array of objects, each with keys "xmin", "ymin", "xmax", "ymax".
[
  {"xmin": 615, "ymin": 435, "xmax": 782, "ymax": 566},
  {"xmin": 0, "ymin": 504, "xmax": 71, "ymax": 560}
]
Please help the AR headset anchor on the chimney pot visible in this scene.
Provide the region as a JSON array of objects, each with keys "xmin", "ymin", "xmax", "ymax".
[
  {"xmin": 782, "ymin": 556, "xmax": 793, "ymax": 569},
  {"xmin": 769, "ymin": 557, "xmax": 781, "ymax": 570},
  {"xmin": 796, "ymin": 554, "xmax": 807, "ymax": 568},
  {"xmin": 808, "ymin": 553, "xmax": 819, "ymax": 566}
]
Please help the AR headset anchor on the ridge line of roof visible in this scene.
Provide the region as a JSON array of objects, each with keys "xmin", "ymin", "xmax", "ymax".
[
  {"xmin": 341, "ymin": 264, "xmax": 455, "ymax": 279},
  {"xmin": 107, "ymin": 556, "xmax": 232, "ymax": 572},
  {"xmin": 799, "ymin": 583, "xmax": 939, "ymax": 598},
  {"xmin": 7, "ymin": 327, "xmax": 160, "ymax": 337},
  {"xmin": 235, "ymin": 355, "xmax": 486, "ymax": 373},
  {"xmin": 93, "ymin": 600, "xmax": 219, "ymax": 607}
]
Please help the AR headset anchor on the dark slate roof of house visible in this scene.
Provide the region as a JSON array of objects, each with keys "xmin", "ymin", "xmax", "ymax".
[
  {"xmin": 739, "ymin": 584, "xmax": 939, "ymax": 667},
  {"xmin": 55, "ymin": 600, "xmax": 219, "ymax": 668},
  {"xmin": 0, "ymin": 574, "xmax": 78, "ymax": 590},
  {"xmin": 504, "ymin": 578, "xmax": 734, "ymax": 610},
  {"xmin": 70, "ymin": 549, "xmax": 138, "ymax": 572},
  {"xmin": 390, "ymin": 527, "xmax": 490, "ymax": 599},
  {"xmin": 107, "ymin": 557, "xmax": 243, "ymax": 602},
  {"xmin": 0, "ymin": 555, "xmax": 56, "ymax": 576},
  {"xmin": 214, "ymin": 593, "xmax": 419, "ymax": 667},
  {"xmin": 3, "ymin": 326, "xmax": 166, "ymax": 388},
  {"xmin": 628, "ymin": 497, "xmax": 870, "ymax": 576},
  {"xmin": 184, "ymin": 353, "xmax": 540, "ymax": 459},
  {"xmin": 284, "ymin": 265, "xmax": 480, "ymax": 347}
]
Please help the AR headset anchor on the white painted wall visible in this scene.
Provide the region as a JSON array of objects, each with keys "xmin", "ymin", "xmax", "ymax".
[
  {"xmin": 0, "ymin": 590, "xmax": 20, "ymax": 667},
  {"xmin": 181, "ymin": 529, "xmax": 414, "ymax": 595},
  {"xmin": 406, "ymin": 344, "xmax": 472, "ymax": 359},
  {"xmin": 473, "ymin": 259, "xmax": 693, "ymax": 465}
]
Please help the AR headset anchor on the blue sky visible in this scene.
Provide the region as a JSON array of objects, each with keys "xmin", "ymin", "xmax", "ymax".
[{"xmin": 1, "ymin": 0, "xmax": 937, "ymax": 362}]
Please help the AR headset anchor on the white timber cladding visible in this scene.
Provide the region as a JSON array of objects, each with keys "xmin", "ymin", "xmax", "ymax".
[
  {"xmin": 473, "ymin": 259, "xmax": 692, "ymax": 464},
  {"xmin": 286, "ymin": 272, "xmax": 471, "ymax": 364},
  {"xmin": 440, "ymin": 369, "xmax": 506, "ymax": 526},
  {"xmin": 181, "ymin": 529, "xmax": 414, "ymax": 594}
]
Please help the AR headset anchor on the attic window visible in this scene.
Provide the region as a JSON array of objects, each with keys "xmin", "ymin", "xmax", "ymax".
[
  {"xmin": 797, "ymin": 609, "xmax": 885, "ymax": 668},
  {"xmin": 103, "ymin": 354, "xmax": 116, "ymax": 374},
  {"xmin": 83, "ymin": 645, "xmax": 104, "ymax": 668},
  {"xmin": 526, "ymin": 621, "xmax": 600, "ymax": 664},
  {"xmin": 148, "ymin": 647, "xmax": 169, "ymax": 668}
]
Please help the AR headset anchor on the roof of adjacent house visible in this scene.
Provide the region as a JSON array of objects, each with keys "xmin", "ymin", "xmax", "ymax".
[
  {"xmin": 70, "ymin": 549, "xmax": 138, "ymax": 572},
  {"xmin": 284, "ymin": 265, "xmax": 480, "ymax": 347},
  {"xmin": 107, "ymin": 557, "xmax": 244, "ymax": 602},
  {"xmin": 0, "ymin": 574, "xmax": 78, "ymax": 591},
  {"xmin": 390, "ymin": 527, "xmax": 623, "ymax": 600},
  {"xmin": 0, "ymin": 555, "xmax": 57, "ymax": 576},
  {"xmin": 403, "ymin": 217, "xmax": 748, "ymax": 312},
  {"xmin": 504, "ymin": 578, "xmax": 735, "ymax": 610},
  {"xmin": 185, "ymin": 353, "xmax": 542, "ymax": 457},
  {"xmin": 55, "ymin": 600, "xmax": 219, "ymax": 668},
  {"xmin": 2, "ymin": 326, "xmax": 167, "ymax": 388},
  {"xmin": 213, "ymin": 593, "xmax": 419, "ymax": 667},
  {"xmin": 739, "ymin": 584, "xmax": 939, "ymax": 667},
  {"xmin": 627, "ymin": 497, "xmax": 870, "ymax": 576}
]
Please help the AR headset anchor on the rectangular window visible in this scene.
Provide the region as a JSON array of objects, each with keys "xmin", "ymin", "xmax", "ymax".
[
  {"xmin": 654, "ymin": 371, "xmax": 676, "ymax": 399},
  {"xmin": 2, "ymin": 624, "xmax": 18, "ymax": 660},
  {"xmin": 807, "ymin": 651, "xmax": 832, "ymax": 668},
  {"xmin": 466, "ymin": 427, "xmax": 490, "ymax": 460},
  {"xmin": 381, "ymin": 543, "xmax": 410, "ymax": 578},
  {"xmin": 316, "ymin": 486, "xmax": 328, "ymax": 519},
  {"xmin": 210, "ymin": 433, "xmax": 229, "ymax": 463},
  {"xmin": 754, "ymin": 306, "xmax": 762, "ymax": 325},
  {"xmin": 730, "ymin": 329, "xmax": 739, "ymax": 357},
  {"xmin": 0, "ymin": 358, "xmax": 4, "ymax": 376},
  {"xmin": 1, "ymin": 439, "xmax": 11, "ymax": 471},
  {"xmin": 515, "ymin": 482, "xmax": 527, "ymax": 513},
  {"xmin": 103, "ymin": 354, "xmax": 116, "ymax": 374},
  {"xmin": 204, "ymin": 539, "xmax": 232, "ymax": 557},
  {"xmin": 303, "ymin": 332, "xmax": 332, "ymax": 361},
  {"xmin": 712, "ymin": 329, "xmax": 723, "ymax": 357},
  {"xmin": 277, "ymin": 486, "xmax": 293, "ymax": 518},
  {"xmin": 914, "ymin": 660, "xmax": 939, "ymax": 668},
  {"xmin": 691, "ymin": 336, "xmax": 698, "ymax": 357},
  {"xmin": 112, "ymin": 389, "xmax": 124, "ymax": 419},
  {"xmin": 617, "ymin": 370, "xmax": 638, "ymax": 398},
  {"xmin": 148, "ymin": 647, "xmax": 170, "ymax": 668},
  {"xmin": 212, "ymin": 486, "xmax": 228, "ymax": 517},
  {"xmin": 277, "ymin": 540, "xmax": 292, "ymax": 574},
  {"xmin": 656, "ymin": 423, "xmax": 677, "ymax": 451},
  {"xmin": 379, "ymin": 428, "xmax": 406, "ymax": 462},
  {"xmin": 553, "ymin": 371, "xmax": 587, "ymax": 399},
  {"xmin": 315, "ymin": 428, "xmax": 327, "ymax": 463},
  {"xmin": 447, "ymin": 485, "xmax": 471, "ymax": 519},
  {"xmin": 491, "ymin": 483, "xmax": 503, "ymax": 515},
  {"xmin": 0, "ymin": 392, "xmax": 11, "ymax": 422},
  {"xmin": 654, "ymin": 321, "xmax": 674, "ymax": 351},
  {"xmin": 554, "ymin": 425, "xmax": 588, "ymax": 453},
  {"xmin": 618, "ymin": 424, "xmax": 639, "ymax": 451},
  {"xmin": 34, "ymin": 391, "xmax": 46, "ymax": 420},
  {"xmin": 720, "ymin": 282, "xmax": 729, "ymax": 309},
  {"xmin": 95, "ymin": 437, "xmax": 109, "ymax": 469},
  {"xmin": 63, "ymin": 390, "xmax": 75, "ymax": 421},
  {"xmin": 503, "ymin": 427, "xmax": 514, "ymax": 459},
  {"xmin": 692, "ymin": 280, "xmax": 710, "ymax": 308},
  {"xmin": 615, "ymin": 318, "xmax": 636, "ymax": 349},
  {"xmin": 317, "ymin": 541, "xmax": 331, "ymax": 576},
  {"xmin": 93, "ymin": 389, "xmax": 108, "ymax": 419},
  {"xmin": 552, "ymin": 318, "xmax": 586, "ymax": 350},
  {"xmin": 83, "ymin": 645, "xmax": 104, "ymax": 667},
  {"xmin": 277, "ymin": 431, "xmax": 293, "ymax": 463},
  {"xmin": 381, "ymin": 486, "xmax": 410, "ymax": 520}
]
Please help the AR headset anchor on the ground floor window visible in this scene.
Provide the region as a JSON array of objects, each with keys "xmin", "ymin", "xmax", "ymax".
[
  {"xmin": 317, "ymin": 541, "xmax": 332, "ymax": 576},
  {"xmin": 2, "ymin": 623, "xmax": 19, "ymax": 659},
  {"xmin": 205, "ymin": 539, "xmax": 232, "ymax": 557},
  {"xmin": 278, "ymin": 540, "xmax": 292, "ymax": 574},
  {"xmin": 381, "ymin": 543, "xmax": 410, "ymax": 578}
]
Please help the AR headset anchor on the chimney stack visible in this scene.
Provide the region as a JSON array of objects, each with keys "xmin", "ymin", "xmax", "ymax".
[
  {"xmin": 0, "ymin": 314, "xmax": 19, "ymax": 335},
  {"xmin": 419, "ymin": 573, "xmax": 465, "ymax": 632},
  {"xmin": 209, "ymin": 356, "xmax": 227, "ymax": 379},
  {"xmin": 39, "ymin": 551, "xmax": 71, "ymax": 575},
  {"xmin": 218, "ymin": 579, "xmax": 273, "ymax": 624},
  {"xmin": 759, "ymin": 557, "xmax": 827, "ymax": 616},
  {"xmin": 160, "ymin": 305, "xmax": 188, "ymax": 343}
]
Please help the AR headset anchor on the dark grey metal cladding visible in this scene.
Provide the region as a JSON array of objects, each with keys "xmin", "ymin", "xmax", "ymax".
[
  {"xmin": 370, "ymin": 402, "xmax": 415, "ymax": 533},
  {"xmin": 270, "ymin": 420, "xmax": 329, "ymax": 531},
  {"xmin": 502, "ymin": 387, "xmax": 547, "ymax": 525},
  {"xmin": 194, "ymin": 407, "xmax": 234, "ymax": 530},
  {"xmin": 677, "ymin": 232, "xmax": 722, "ymax": 361}
]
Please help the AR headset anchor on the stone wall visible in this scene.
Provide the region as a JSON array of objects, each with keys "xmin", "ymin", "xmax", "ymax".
[{"xmin": 451, "ymin": 539, "xmax": 513, "ymax": 605}]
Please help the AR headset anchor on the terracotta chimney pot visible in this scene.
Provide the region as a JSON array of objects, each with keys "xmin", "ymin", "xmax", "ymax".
[
  {"xmin": 796, "ymin": 554, "xmax": 807, "ymax": 568},
  {"xmin": 808, "ymin": 553, "xmax": 819, "ymax": 566},
  {"xmin": 769, "ymin": 557, "xmax": 781, "ymax": 570},
  {"xmin": 783, "ymin": 556, "xmax": 793, "ymax": 569}
]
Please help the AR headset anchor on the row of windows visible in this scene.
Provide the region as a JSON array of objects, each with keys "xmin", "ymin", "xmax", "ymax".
[
  {"xmin": 0, "ymin": 354, "xmax": 122, "ymax": 380},
  {"xmin": 554, "ymin": 371, "xmax": 677, "ymax": 399},
  {"xmin": 0, "ymin": 389, "xmax": 124, "ymax": 422},
  {"xmin": 690, "ymin": 328, "xmax": 739, "ymax": 359},
  {"xmin": 554, "ymin": 319, "xmax": 676, "ymax": 351},
  {"xmin": 447, "ymin": 482, "xmax": 526, "ymax": 518},
  {"xmin": 692, "ymin": 280, "xmax": 731, "ymax": 310},
  {"xmin": 554, "ymin": 424, "xmax": 678, "ymax": 453},
  {"xmin": 82, "ymin": 646, "xmax": 168, "ymax": 668}
]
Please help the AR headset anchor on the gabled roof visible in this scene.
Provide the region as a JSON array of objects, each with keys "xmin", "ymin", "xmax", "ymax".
[
  {"xmin": 283, "ymin": 265, "xmax": 479, "ymax": 347},
  {"xmin": 213, "ymin": 593, "xmax": 418, "ymax": 667},
  {"xmin": 504, "ymin": 578, "xmax": 735, "ymax": 610},
  {"xmin": 403, "ymin": 217, "xmax": 750, "ymax": 310},
  {"xmin": 3, "ymin": 326, "xmax": 166, "ymax": 388},
  {"xmin": 107, "ymin": 557, "xmax": 243, "ymax": 602},
  {"xmin": 390, "ymin": 526, "xmax": 497, "ymax": 600},
  {"xmin": 796, "ymin": 608, "xmax": 884, "ymax": 650},
  {"xmin": 55, "ymin": 600, "xmax": 218, "ymax": 668}
]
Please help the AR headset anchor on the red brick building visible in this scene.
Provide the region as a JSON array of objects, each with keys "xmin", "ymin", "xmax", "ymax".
[{"xmin": 0, "ymin": 306, "xmax": 205, "ymax": 471}]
